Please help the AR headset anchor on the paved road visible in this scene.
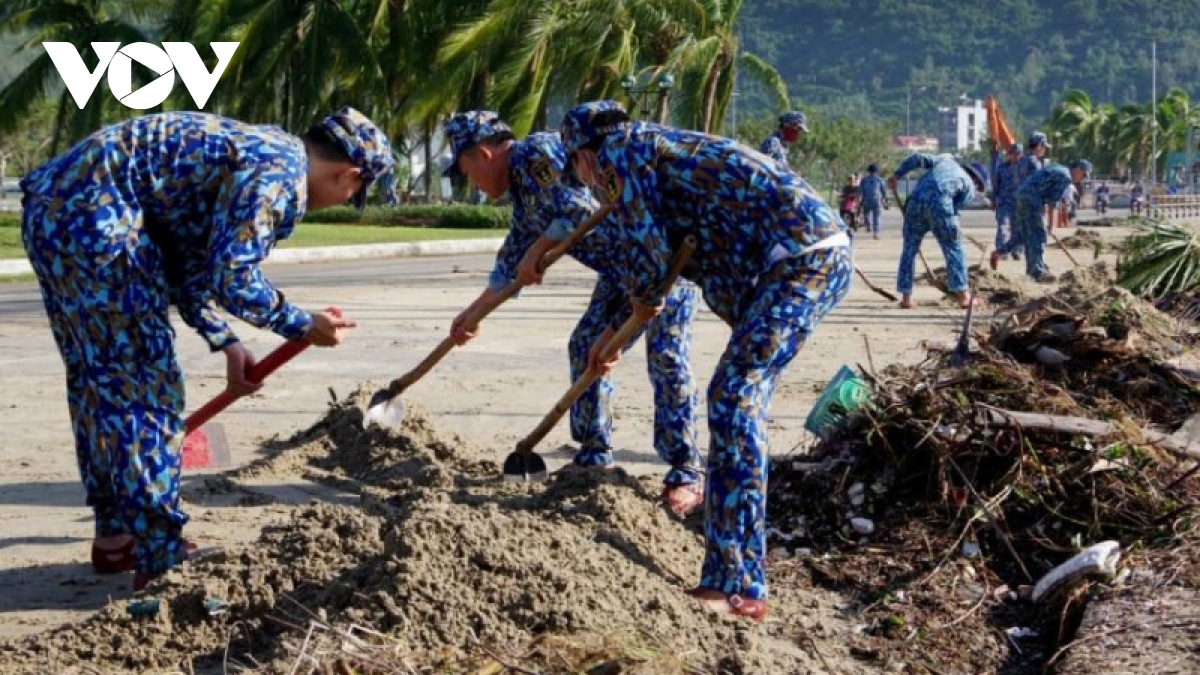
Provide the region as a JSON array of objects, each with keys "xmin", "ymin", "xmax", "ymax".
[{"xmin": 0, "ymin": 209, "xmax": 1014, "ymax": 318}]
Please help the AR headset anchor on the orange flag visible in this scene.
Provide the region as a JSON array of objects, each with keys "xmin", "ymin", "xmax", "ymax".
[{"xmin": 986, "ymin": 96, "xmax": 1017, "ymax": 150}]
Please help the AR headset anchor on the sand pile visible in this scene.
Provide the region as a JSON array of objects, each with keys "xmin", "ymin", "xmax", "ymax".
[{"xmin": 0, "ymin": 391, "xmax": 835, "ymax": 674}]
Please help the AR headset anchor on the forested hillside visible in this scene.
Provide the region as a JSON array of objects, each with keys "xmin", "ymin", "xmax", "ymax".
[{"xmin": 741, "ymin": 0, "xmax": 1200, "ymax": 134}]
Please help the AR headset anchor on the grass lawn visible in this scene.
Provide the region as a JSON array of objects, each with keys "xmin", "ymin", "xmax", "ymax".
[{"xmin": 0, "ymin": 223, "xmax": 502, "ymax": 260}]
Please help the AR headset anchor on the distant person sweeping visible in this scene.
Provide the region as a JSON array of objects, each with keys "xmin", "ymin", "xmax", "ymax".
[
  {"xmin": 1013, "ymin": 159, "xmax": 1092, "ymax": 283},
  {"xmin": 888, "ymin": 153, "xmax": 986, "ymax": 309},
  {"xmin": 21, "ymin": 108, "xmax": 391, "ymax": 591},
  {"xmin": 858, "ymin": 164, "xmax": 888, "ymax": 239}
]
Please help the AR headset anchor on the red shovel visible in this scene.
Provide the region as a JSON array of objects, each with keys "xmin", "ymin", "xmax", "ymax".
[{"xmin": 181, "ymin": 307, "xmax": 338, "ymax": 469}]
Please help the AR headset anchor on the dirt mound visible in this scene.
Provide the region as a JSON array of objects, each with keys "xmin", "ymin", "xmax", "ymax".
[
  {"xmin": 923, "ymin": 264, "xmax": 1027, "ymax": 308},
  {"xmin": 0, "ymin": 391, "xmax": 839, "ymax": 674},
  {"xmin": 1059, "ymin": 229, "xmax": 1107, "ymax": 251}
]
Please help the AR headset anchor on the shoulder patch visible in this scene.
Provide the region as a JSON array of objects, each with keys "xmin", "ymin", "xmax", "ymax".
[
  {"xmin": 530, "ymin": 157, "xmax": 555, "ymax": 189},
  {"xmin": 602, "ymin": 166, "xmax": 622, "ymax": 202}
]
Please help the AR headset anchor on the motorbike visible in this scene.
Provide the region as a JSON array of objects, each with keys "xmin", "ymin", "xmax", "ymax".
[
  {"xmin": 1096, "ymin": 194, "xmax": 1109, "ymax": 215},
  {"xmin": 839, "ymin": 189, "xmax": 861, "ymax": 231}
]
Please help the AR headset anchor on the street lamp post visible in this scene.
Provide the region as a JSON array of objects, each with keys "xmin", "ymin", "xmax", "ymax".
[
  {"xmin": 621, "ymin": 73, "xmax": 675, "ymax": 124},
  {"xmin": 906, "ymin": 85, "xmax": 927, "ymax": 137}
]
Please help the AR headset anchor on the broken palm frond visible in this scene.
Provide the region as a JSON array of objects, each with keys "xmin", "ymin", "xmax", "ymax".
[{"xmin": 1117, "ymin": 220, "xmax": 1200, "ymax": 298}]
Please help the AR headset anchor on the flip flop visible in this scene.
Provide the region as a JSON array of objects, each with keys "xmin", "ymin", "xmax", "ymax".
[
  {"xmin": 685, "ymin": 587, "xmax": 767, "ymax": 622},
  {"xmin": 91, "ymin": 536, "xmax": 136, "ymax": 574},
  {"xmin": 662, "ymin": 482, "xmax": 705, "ymax": 517}
]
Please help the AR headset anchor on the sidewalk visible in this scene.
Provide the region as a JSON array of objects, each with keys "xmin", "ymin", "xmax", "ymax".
[{"xmin": 0, "ymin": 237, "xmax": 505, "ymax": 277}]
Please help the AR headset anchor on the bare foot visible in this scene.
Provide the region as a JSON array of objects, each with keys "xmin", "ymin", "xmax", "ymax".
[
  {"xmin": 989, "ymin": 250, "xmax": 1000, "ymax": 271},
  {"xmin": 899, "ymin": 297, "xmax": 915, "ymax": 309}
]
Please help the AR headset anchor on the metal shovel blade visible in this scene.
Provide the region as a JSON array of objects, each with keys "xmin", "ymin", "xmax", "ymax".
[
  {"xmin": 501, "ymin": 451, "xmax": 548, "ymax": 483},
  {"xmin": 363, "ymin": 389, "xmax": 407, "ymax": 430},
  {"xmin": 949, "ymin": 292, "xmax": 976, "ymax": 368},
  {"xmin": 182, "ymin": 423, "xmax": 232, "ymax": 470}
]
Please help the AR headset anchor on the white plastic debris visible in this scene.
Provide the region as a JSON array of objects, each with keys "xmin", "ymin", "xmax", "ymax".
[
  {"xmin": 962, "ymin": 541, "xmax": 981, "ymax": 558},
  {"xmin": 1005, "ymin": 627, "xmax": 1040, "ymax": 639},
  {"xmin": 850, "ymin": 517, "xmax": 875, "ymax": 535},
  {"xmin": 1034, "ymin": 345, "xmax": 1071, "ymax": 366},
  {"xmin": 1031, "ymin": 540, "xmax": 1122, "ymax": 603},
  {"xmin": 848, "ymin": 482, "xmax": 866, "ymax": 506}
]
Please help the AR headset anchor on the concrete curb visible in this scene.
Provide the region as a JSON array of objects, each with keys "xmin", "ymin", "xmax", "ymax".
[{"xmin": 0, "ymin": 237, "xmax": 504, "ymax": 277}]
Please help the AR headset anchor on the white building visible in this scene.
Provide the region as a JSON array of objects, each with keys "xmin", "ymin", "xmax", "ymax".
[{"xmin": 937, "ymin": 98, "xmax": 988, "ymax": 152}]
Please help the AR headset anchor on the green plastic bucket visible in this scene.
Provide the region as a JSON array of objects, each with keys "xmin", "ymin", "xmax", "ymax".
[{"xmin": 804, "ymin": 365, "xmax": 871, "ymax": 439}]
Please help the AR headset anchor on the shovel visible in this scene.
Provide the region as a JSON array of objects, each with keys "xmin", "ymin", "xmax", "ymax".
[
  {"xmin": 363, "ymin": 205, "xmax": 612, "ymax": 429},
  {"xmin": 949, "ymin": 291, "xmax": 976, "ymax": 368},
  {"xmin": 502, "ymin": 235, "xmax": 697, "ymax": 482},
  {"xmin": 181, "ymin": 308, "xmax": 338, "ymax": 468}
]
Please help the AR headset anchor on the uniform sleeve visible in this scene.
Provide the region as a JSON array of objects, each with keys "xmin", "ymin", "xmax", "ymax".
[
  {"xmin": 543, "ymin": 182, "xmax": 599, "ymax": 241},
  {"xmin": 207, "ymin": 174, "xmax": 313, "ymax": 339},
  {"xmin": 171, "ymin": 282, "xmax": 239, "ymax": 352},
  {"xmin": 893, "ymin": 153, "xmax": 937, "ymax": 179}
]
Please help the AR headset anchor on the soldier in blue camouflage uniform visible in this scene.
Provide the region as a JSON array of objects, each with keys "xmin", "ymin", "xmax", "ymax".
[
  {"xmin": 888, "ymin": 154, "xmax": 986, "ymax": 309},
  {"xmin": 21, "ymin": 108, "xmax": 390, "ymax": 590},
  {"xmin": 1015, "ymin": 131, "xmax": 1050, "ymax": 189},
  {"xmin": 858, "ymin": 164, "xmax": 888, "ymax": 238},
  {"xmin": 759, "ymin": 111, "xmax": 808, "ymax": 172},
  {"xmin": 1014, "ymin": 159, "xmax": 1092, "ymax": 282},
  {"xmin": 440, "ymin": 112, "xmax": 705, "ymax": 514},
  {"xmin": 989, "ymin": 142, "xmax": 1024, "ymax": 269},
  {"xmin": 561, "ymin": 101, "xmax": 852, "ymax": 621}
]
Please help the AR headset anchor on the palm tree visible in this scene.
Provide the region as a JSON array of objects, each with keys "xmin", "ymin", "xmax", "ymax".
[
  {"xmin": 174, "ymin": 0, "xmax": 384, "ymax": 131},
  {"xmin": 0, "ymin": 0, "xmax": 165, "ymax": 153}
]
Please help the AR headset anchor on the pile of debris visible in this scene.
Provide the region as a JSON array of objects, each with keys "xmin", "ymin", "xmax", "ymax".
[
  {"xmin": 923, "ymin": 263, "xmax": 1027, "ymax": 308},
  {"xmin": 768, "ymin": 270, "xmax": 1200, "ymax": 673}
]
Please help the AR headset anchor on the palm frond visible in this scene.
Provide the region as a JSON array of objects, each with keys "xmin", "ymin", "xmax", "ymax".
[{"xmin": 1117, "ymin": 221, "xmax": 1200, "ymax": 298}]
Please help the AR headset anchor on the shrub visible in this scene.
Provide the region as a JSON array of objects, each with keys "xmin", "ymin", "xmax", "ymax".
[{"xmin": 307, "ymin": 204, "xmax": 510, "ymax": 229}]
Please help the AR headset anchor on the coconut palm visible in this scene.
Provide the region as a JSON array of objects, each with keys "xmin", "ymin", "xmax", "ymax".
[{"xmin": 0, "ymin": 0, "xmax": 165, "ymax": 152}]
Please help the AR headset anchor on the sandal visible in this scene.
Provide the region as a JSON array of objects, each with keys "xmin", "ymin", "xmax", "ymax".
[
  {"xmin": 989, "ymin": 250, "xmax": 1000, "ymax": 271},
  {"xmin": 662, "ymin": 482, "xmax": 705, "ymax": 517},
  {"xmin": 91, "ymin": 536, "xmax": 136, "ymax": 574},
  {"xmin": 132, "ymin": 540, "xmax": 198, "ymax": 592},
  {"xmin": 685, "ymin": 587, "xmax": 767, "ymax": 622}
]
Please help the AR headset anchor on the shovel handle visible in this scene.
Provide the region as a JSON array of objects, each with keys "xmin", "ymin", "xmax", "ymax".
[
  {"xmin": 515, "ymin": 236, "xmax": 697, "ymax": 455},
  {"xmin": 385, "ymin": 205, "xmax": 614, "ymax": 397},
  {"xmin": 185, "ymin": 307, "xmax": 341, "ymax": 432}
]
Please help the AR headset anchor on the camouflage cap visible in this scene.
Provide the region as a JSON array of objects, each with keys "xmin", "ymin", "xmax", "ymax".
[
  {"xmin": 959, "ymin": 161, "xmax": 986, "ymax": 190},
  {"xmin": 779, "ymin": 110, "xmax": 809, "ymax": 131},
  {"xmin": 319, "ymin": 106, "xmax": 395, "ymax": 208},
  {"xmin": 442, "ymin": 111, "xmax": 513, "ymax": 178},
  {"xmin": 560, "ymin": 100, "xmax": 630, "ymax": 156},
  {"xmin": 1070, "ymin": 159, "xmax": 1093, "ymax": 177},
  {"xmin": 1028, "ymin": 131, "xmax": 1051, "ymax": 148}
]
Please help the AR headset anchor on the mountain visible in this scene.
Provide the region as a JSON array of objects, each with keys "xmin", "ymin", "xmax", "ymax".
[{"xmin": 740, "ymin": 0, "xmax": 1200, "ymax": 136}]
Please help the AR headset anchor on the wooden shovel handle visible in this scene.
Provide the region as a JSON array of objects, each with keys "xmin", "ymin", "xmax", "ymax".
[{"xmin": 515, "ymin": 235, "xmax": 698, "ymax": 455}]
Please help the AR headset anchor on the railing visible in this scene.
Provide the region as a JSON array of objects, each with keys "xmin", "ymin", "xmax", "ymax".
[{"xmin": 1147, "ymin": 195, "xmax": 1200, "ymax": 220}]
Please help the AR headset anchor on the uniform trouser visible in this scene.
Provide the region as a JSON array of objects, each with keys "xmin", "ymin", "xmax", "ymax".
[
  {"xmin": 699, "ymin": 248, "xmax": 853, "ymax": 600},
  {"xmin": 568, "ymin": 275, "xmax": 703, "ymax": 487},
  {"xmin": 994, "ymin": 204, "xmax": 1020, "ymax": 255},
  {"xmin": 1016, "ymin": 198, "xmax": 1050, "ymax": 279},
  {"xmin": 896, "ymin": 201, "xmax": 969, "ymax": 295},
  {"xmin": 22, "ymin": 197, "xmax": 189, "ymax": 577},
  {"xmin": 863, "ymin": 205, "xmax": 882, "ymax": 236}
]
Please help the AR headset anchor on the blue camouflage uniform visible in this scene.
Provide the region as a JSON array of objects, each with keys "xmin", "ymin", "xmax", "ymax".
[
  {"xmin": 442, "ymin": 112, "xmax": 702, "ymax": 487},
  {"xmin": 892, "ymin": 154, "xmax": 977, "ymax": 296},
  {"xmin": 758, "ymin": 111, "xmax": 808, "ymax": 172},
  {"xmin": 1014, "ymin": 132, "xmax": 1050, "ymax": 188},
  {"xmin": 21, "ymin": 109, "xmax": 393, "ymax": 578},
  {"xmin": 562, "ymin": 101, "xmax": 853, "ymax": 603},
  {"xmin": 1015, "ymin": 163, "xmax": 1078, "ymax": 280},
  {"xmin": 991, "ymin": 144, "xmax": 1023, "ymax": 256},
  {"xmin": 858, "ymin": 171, "xmax": 887, "ymax": 236}
]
